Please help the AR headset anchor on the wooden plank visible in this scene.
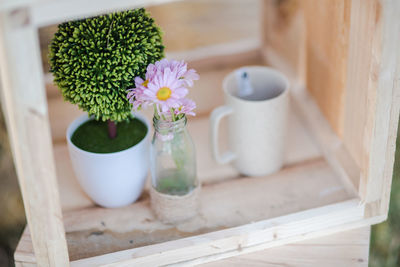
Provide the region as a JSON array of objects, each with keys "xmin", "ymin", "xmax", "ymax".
[
  {"xmin": 14, "ymin": 228, "xmax": 36, "ymax": 264},
  {"xmin": 38, "ymin": 0, "xmax": 260, "ymax": 74},
  {"xmin": 202, "ymin": 227, "xmax": 370, "ymax": 267},
  {"xmin": 69, "ymin": 198, "xmax": 362, "ymax": 266},
  {"xmin": 343, "ymin": 0, "xmax": 383, "ymax": 192},
  {"xmin": 261, "ymin": 3, "xmax": 360, "ymax": 199},
  {"xmin": 15, "ymin": 158, "xmax": 354, "ymax": 263},
  {"xmin": 0, "ymin": 10, "xmax": 69, "ymax": 267},
  {"xmin": 291, "ymin": 85, "xmax": 360, "ymax": 198},
  {"xmin": 302, "ymin": 0, "xmax": 351, "ymax": 136},
  {"xmin": 15, "ymin": 262, "xmax": 37, "ymax": 267},
  {"xmin": 0, "ymin": 0, "xmax": 39, "ymax": 12},
  {"xmin": 30, "ymin": 0, "xmax": 183, "ymax": 27},
  {"xmin": 16, "ymin": 224, "xmax": 372, "ymax": 267},
  {"xmin": 261, "ymin": 0, "xmax": 305, "ymax": 83},
  {"xmin": 48, "ymin": 103, "xmax": 321, "ymax": 211},
  {"xmin": 16, "ymin": 161, "xmax": 364, "ymax": 264},
  {"xmin": 149, "ymin": 0, "xmax": 261, "ymax": 53},
  {"xmin": 261, "ymin": 0, "xmax": 352, "ymax": 136},
  {"xmin": 362, "ymin": 0, "xmax": 400, "ymax": 213},
  {"xmin": 343, "ymin": 0, "xmax": 400, "ymax": 212},
  {"xmin": 260, "ymin": 39, "xmax": 360, "ymax": 197},
  {"xmin": 48, "ymin": 97, "xmax": 84, "ymax": 143},
  {"xmin": 44, "ymin": 48, "xmax": 321, "ymax": 211},
  {"xmin": 166, "ymin": 40, "xmax": 261, "ymax": 69},
  {"xmin": 129, "ymin": 214, "xmax": 381, "ymax": 267},
  {"xmin": 53, "ymin": 144, "xmax": 93, "ymax": 211},
  {"xmin": 263, "ymin": 0, "xmax": 350, "ymax": 136},
  {"xmin": 262, "ymin": 0, "xmax": 400, "ymax": 216}
]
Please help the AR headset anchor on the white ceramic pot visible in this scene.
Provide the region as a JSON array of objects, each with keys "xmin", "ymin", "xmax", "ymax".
[{"xmin": 66, "ymin": 113, "xmax": 150, "ymax": 208}]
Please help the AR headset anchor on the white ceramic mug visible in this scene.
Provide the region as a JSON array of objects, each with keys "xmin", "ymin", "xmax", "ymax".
[{"xmin": 210, "ymin": 66, "xmax": 289, "ymax": 176}]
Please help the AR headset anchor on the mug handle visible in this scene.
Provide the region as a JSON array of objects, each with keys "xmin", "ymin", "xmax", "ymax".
[{"xmin": 210, "ymin": 106, "xmax": 236, "ymax": 164}]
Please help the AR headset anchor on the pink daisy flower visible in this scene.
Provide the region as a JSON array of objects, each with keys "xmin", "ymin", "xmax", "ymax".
[
  {"xmin": 175, "ymin": 98, "xmax": 196, "ymax": 117},
  {"xmin": 127, "ymin": 59, "xmax": 199, "ymax": 121},
  {"xmin": 182, "ymin": 68, "xmax": 199, "ymax": 87},
  {"xmin": 155, "ymin": 59, "xmax": 186, "ymax": 78},
  {"xmin": 159, "ymin": 98, "xmax": 196, "ymax": 118},
  {"xmin": 126, "ymin": 77, "xmax": 149, "ymax": 110},
  {"xmin": 127, "ymin": 64, "xmax": 159, "ymax": 110},
  {"xmin": 154, "ymin": 59, "xmax": 199, "ymax": 88},
  {"xmin": 144, "ymin": 67, "xmax": 188, "ymax": 112}
]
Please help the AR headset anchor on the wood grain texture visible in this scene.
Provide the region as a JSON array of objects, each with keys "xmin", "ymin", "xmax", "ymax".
[
  {"xmin": 38, "ymin": 0, "xmax": 260, "ymax": 74},
  {"xmin": 343, "ymin": 0, "xmax": 400, "ymax": 214},
  {"xmin": 66, "ymin": 159, "xmax": 352, "ymax": 261},
  {"xmin": 343, "ymin": 0, "xmax": 382, "ymax": 186},
  {"xmin": 0, "ymin": 10, "xmax": 69, "ymax": 267},
  {"xmin": 9, "ymin": 0, "xmax": 399, "ymax": 265},
  {"xmin": 15, "ymin": 102, "xmax": 352, "ymax": 263},
  {"xmin": 15, "ymin": 226, "xmax": 371, "ymax": 267},
  {"xmin": 0, "ymin": 0, "xmax": 38, "ymax": 12},
  {"xmin": 14, "ymin": 228, "xmax": 36, "ymax": 264},
  {"xmin": 15, "ymin": 161, "xmax": 358, "ymax": 264},
  {"xmin": 30, "ymin": 0, "xmax": 183, "ymax": 27},
  {"xmin": 202, "ymin": 227, "xmax": 370, "ymax": 267},
  {"xmin": 261, "ymin": 0, "xmax": 305, "ymax": 81},
  {"xmin": 68, "ymin": 199, "xmax": 364, "ymax": 266},
  {"xmin": 148, "ymin": 0, "xmax": 260, "ymax": 53},
  {"xmin": 302, "ymin": 0, "xmax": 351, "ymax": 136},
  {"xmin": 14, "ymin": 262, "xmax": 37, "ymax": 267},
  {"xmin": 261, "ymin": 34, "xmax": 360, "ymax": 199},
  {"xmin": 291, "ymin": 85, "xmax": 359, "ymax": 198},
  {"xmin": 361, "ymin": 0, "xmax": 400, "ymax": 213},
  {"xmin": 262, "ymin": 0, "xmax": 400, "ymax": 216},
  {"xmin": 49, "ymin": 105, "xmax": 321, "ymax": 211},
  {"xmin": 261, "ymin": 0, "xmax": 350, "ymax": 135}
]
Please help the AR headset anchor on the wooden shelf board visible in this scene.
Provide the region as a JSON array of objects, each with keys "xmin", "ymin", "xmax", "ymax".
[
  {"xmin": 65, "ymin": 158, "xmax": 353, "ymax": 261},
  {"xmin": 201, "ymin": 227, "xmax": 370, "ymax": 267},
  {"xmin": 16, "ymin": 157, "xmax": 355, "ymax": 263},
  {"xmin": 51, "ymin": 102, "xmax": 322, "ymax": 212},
  {"xmin": 15, "ymin": 104, "xmax": 352, "ymax": 263},
  {"xmin": 14, "ymin": 39, "xmax": 362, "ymax": 265},
  {"xmin": 4, "ymin": 0, "xmax": 398, "ymax": 265},
  {"xmin": 16, "ymin": 55, "xmax": 355, "ymax": 263}
]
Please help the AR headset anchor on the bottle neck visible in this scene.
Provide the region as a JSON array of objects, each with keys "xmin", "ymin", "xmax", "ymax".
[{"xmin": 153, "ymin": 116, "xmax": 187, "ymax": 134}]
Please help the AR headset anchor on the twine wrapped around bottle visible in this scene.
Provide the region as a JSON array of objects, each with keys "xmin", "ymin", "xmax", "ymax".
[{"xmin": 150, "ymin": 185, "xmax": 201, "ymax": 224}]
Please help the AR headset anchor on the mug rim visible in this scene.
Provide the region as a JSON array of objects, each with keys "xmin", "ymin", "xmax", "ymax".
[{"xmin": 222, "ymin": 65, "xmax": 290, "ymax": 103}]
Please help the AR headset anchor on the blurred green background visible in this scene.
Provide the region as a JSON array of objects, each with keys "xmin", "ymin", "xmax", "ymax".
[
  {"xmin": 369, "ymin": 122, "xmax": 400, "ymax": 266},
  {"xmin": 0, "ymin": 109, "xmax": 26, "ymax": 267}
]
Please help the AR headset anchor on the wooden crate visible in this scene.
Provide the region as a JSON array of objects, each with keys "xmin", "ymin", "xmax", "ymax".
[{"xmin": 0, "ymin": 0, "xmax": 399, "ymax": 266}]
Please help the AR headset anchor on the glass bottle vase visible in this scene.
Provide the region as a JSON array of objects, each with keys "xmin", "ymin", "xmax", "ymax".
[{"xmin": 149, "ymin": 116, "xmax": 199, "ymax": 223}]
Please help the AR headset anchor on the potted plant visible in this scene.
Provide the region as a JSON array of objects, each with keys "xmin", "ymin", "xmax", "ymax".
[{"xmin": 49, "ymin": 8, "xmax": 164, "ymax": 208}]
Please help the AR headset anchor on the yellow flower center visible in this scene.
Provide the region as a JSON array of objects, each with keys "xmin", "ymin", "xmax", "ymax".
[
  {"xmin": 156, "ymin": 87, "xmax": 172, "ymax": 101},
  {"xmin": 142, "ymin": 80, "xmax": 149, "ymax": 88}
]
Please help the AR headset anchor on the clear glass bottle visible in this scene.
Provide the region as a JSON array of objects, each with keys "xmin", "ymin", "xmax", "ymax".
[{"xmin": 150, "ymin": 116, "xmax": 197, "ymax": 196}]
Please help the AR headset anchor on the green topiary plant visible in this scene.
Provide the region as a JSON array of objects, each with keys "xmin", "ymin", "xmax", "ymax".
[{"xmin": 49, "ymin": 8, "xmax": 164, "ymax": 139}]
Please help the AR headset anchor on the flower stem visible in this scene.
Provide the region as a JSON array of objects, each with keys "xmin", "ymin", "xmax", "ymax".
[
  {"xmin": 153, "ymin": 104, "xmax": 160, "ymax": 120},
  {"xmin": 170, "ymin": 108, "xmax": 176, "ymax": 121}
]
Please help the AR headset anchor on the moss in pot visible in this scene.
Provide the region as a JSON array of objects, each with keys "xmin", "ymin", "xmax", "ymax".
[
  {"xmin": 71, "ymin": 118, "xmax": 147, "ymax": 153},
  {"xmin": 49, "ymin": 8, "xmax": 164, "ymax": 207}
]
